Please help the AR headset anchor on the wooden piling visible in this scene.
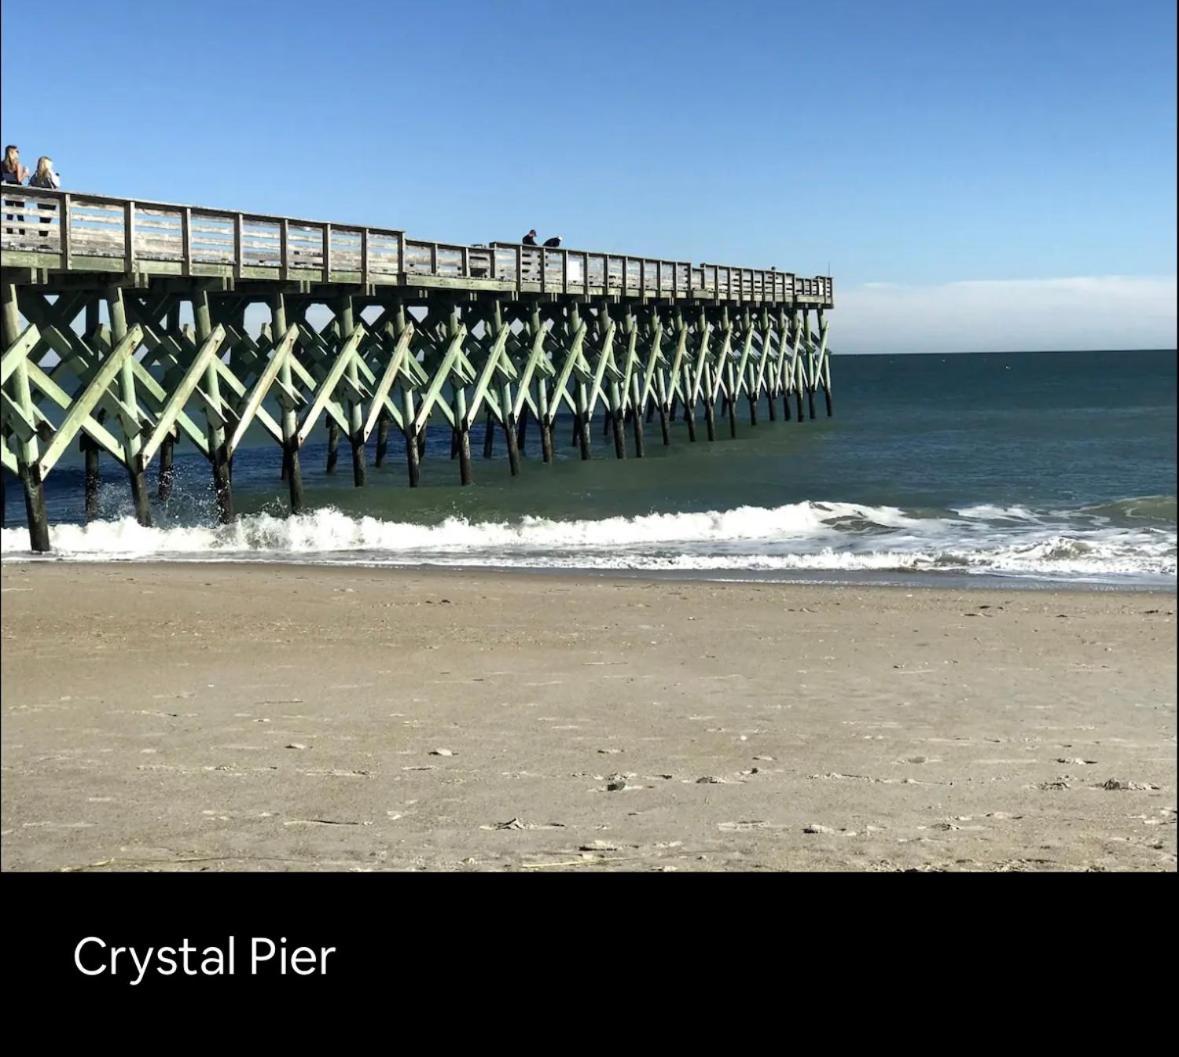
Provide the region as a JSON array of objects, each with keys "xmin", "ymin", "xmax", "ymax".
[
  {"xmin": 155, "ymin": 429, "xmax": 174, "ymax": 502},
  {"xmin": 609, "ymin": 381, "xmax": 626, "ymax": 459},
  {"xmin": 538, "ymin": 380, "xmax": 554, "ymax": 463},
  {"xmin": 75, "ymin": 301, "xmax": 108, "ymax": 513},
  {"xmin": 403, "ymin": 391, "xmax": 421, "ymax": 487},
  {"xmin": 80, "ymin": 434, "xmax": 101, "ymax": 519},
  {"xmin": 375, "ymin": 413, "xmax": 390, "ymax": 466},
  {"xmin": 454, "ymin": 387, "xmax": 473, "ymax": 485},
  {"xmin": 630, "ymin": 373, "xmax": 645, "ymax": 457},
  {"xmin": 703, "ymin": 362, "xmax": 717, "ymax": 441},
  {"xmin": 482, "ymin": 408, "xmax": 495, "ymax": 458},
  {"xmin": 516, "ymin": 403, "xmax": 529, "ymax": 455},
  {"xmin": 337, "ymin": 295, "xmax": 366, "ymax": 487},
  {"xmin": 766, "ymin": 341, "xmax": 777, "ymax": 422},
  {"xmin": 17, "ymin": 463, "xmax": 50, "ymax": 552},
  {"xmin": 147, "ymin": 294, "xmax": 180, "ymax": 499},
  {"xmin": 3, "ymin": 283, "xmax": 50, "ymax": 551},
  {"xmin": 193, "ymin": 289, "xmax": 233, "ymax": 523},
  {"xmin": 446, "ymin": 307, "xmax": 473, "ymax": 485},
  {"xmin": 801, "ymin": 309, "xmax": 817, "ymax": 420},
  {"xmin": 501, "ymin": 380, "xmax": 521, "ymax": 476},
  {"xmin": 779, "ymin": 313, "xmax": 792, "ymax": 422},
  {"xmin": 576, "ymin": 382, "xmax": 592, "ymax": 460},
  {"xmin": 817, "ymin": 309, "xmax": 833, "ymax": 417},
  {"xmin": 326, "ymin": 417, "xmax": 340, "ymax": 472},
  {"xmin": 794, "ymin": 318, "xmax": 807, "ymax": 421},
  {"xmin": 655, "ymin": 371, "xmax": 671, "ymax": 446},
  {"xmin": 726, "ymin": 361, "xmax": 738, "ymax": 438},
  {"xmin": 272, "ymin": 293, "xmax": 304, "ymax": 514},
  {"xmin": 390, "ymin": 304, "xmax": 421, "ymax": 488},
  {"xmin": 106, "ymin": 287, "xmax": 152, "ymax": 527}
]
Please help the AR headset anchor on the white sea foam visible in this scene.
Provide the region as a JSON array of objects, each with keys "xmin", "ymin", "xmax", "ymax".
[
  {"xmin": 954, "ymin": 503, "xmax": 1040, "ymax": 521},
  {"xmin": 2, "ymin": 500, "xmax": 1174, "ymax": 583}
]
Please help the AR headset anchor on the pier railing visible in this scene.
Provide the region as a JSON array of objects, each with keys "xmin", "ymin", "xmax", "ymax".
[{"xmin": 0, "ymin": 187, "xmax": 832, "ymax": 305}]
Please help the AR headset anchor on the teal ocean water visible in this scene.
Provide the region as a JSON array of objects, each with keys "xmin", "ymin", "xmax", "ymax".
[{"xmin": 3, "ymin": 349, "xmax": 1175, "ymax": 588}]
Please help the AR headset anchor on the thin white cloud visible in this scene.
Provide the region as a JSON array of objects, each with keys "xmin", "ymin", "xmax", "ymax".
[{"xmin": 833, "ymin": 275, "xmax": 1177, "ymax": 354}]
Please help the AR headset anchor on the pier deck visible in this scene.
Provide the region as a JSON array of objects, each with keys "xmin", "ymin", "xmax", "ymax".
[{"xmin": 2, "ymin": 186, "xmax": 834, "ymax": 551}]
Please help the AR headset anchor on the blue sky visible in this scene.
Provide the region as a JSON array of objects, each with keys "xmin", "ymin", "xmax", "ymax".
[{"xmin": 2, "ymin": 0, "xmax": 1175, "ymax": 351}]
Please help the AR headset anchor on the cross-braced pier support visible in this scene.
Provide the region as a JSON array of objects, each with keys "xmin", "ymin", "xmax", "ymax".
[{"xmin": 2, "ymin": 285, "xmax": 835, "ymax": 551}]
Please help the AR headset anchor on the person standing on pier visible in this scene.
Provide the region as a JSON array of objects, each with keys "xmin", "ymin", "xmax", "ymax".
[
  {"xmin": 522, "ymin": 229, "xmax": 538, "ymax": 245},
  {"xmin": 2, "ymin": 145, "xmax": 30, "ymax": 236},
  {"xmin": 28, "ymin": 156, "xmax": 60, "ymax": 190},
  {"xmin": 28, "ymin": 157, "xmax": 61, "ymax": 238},
  {"xmin": 2, "ymin": 145, "xmax": 28, "ymax": 184}
]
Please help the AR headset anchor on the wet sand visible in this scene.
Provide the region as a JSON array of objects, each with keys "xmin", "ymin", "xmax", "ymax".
[{"xmin": 1, "ymin": 562, "xmax": 1174, "ymax": 871}]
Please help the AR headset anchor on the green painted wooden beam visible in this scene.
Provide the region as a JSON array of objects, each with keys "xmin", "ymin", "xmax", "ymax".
[{"xmin": 35, "ymin": 324, "xmax": 144, "ymax": 475}]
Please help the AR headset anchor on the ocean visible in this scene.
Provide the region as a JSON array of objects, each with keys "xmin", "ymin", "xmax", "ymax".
[{"xmin": 2, "ymin": 349, "xmax": 1175, "ymax": 588}]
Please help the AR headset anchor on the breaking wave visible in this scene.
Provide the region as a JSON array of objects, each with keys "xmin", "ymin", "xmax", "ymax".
[{"xmin": 2, "ymin": 498, "xmax": 1174, "ymax": 585}]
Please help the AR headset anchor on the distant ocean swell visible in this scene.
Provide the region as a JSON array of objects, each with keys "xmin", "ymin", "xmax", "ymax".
[{"xmin": 2, "ymin": 498, "xmax": 1174, "ymax": 585}]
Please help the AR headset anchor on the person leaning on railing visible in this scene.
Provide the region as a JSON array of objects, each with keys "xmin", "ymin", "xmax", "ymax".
[
  {"xmin": 2, "ymin": 144, "xmax": 31, "ymax": 236},
  {"xmin": 2, "ymin": 144, "xmax": 29, "ymax": 184},
  {"xmin": 28, "ymin": 156, "xmax": 60, "ymax": 190},
  {"xmin": 28, "ymin": 156, "xmax": 61, "ymax": 239}
]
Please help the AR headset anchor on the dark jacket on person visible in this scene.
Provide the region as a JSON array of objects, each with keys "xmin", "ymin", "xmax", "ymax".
[
  {"xmin": 522, "ymin": 232, "xmax": 537, "ymax": 245},
  {"xmin": 1, "ymin": 168, "xmax": 22, "ymax": 184}
]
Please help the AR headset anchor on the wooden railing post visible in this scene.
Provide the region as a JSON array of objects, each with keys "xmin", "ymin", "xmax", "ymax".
[
  {"xmin": 181, "ymin": 207, "xmax": 192, "ymax": 276},
  {"xmin": 60, "ymin": 193, "xmax": 71, "ymax": 269},
  {"xmin": 123, "ymin": 200, "xmax": 136, "ymax": 274},
  {"xmin": 323, "ymin": 223, "xmax": 332, "ymax": 277},
  {"xmin": 233, "ymin": 212, "xmax": 243, "ymax": 280}
]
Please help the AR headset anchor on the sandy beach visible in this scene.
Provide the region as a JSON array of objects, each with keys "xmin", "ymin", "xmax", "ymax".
[{"xmin": 1, "ymin": 562, "xmax": 1174, "ymax": 872}]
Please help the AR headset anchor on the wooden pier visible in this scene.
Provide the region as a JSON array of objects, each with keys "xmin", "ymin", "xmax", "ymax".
[{"xmin": 1, "ymin": 186, "xmax": 834, "ymax": 551}]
